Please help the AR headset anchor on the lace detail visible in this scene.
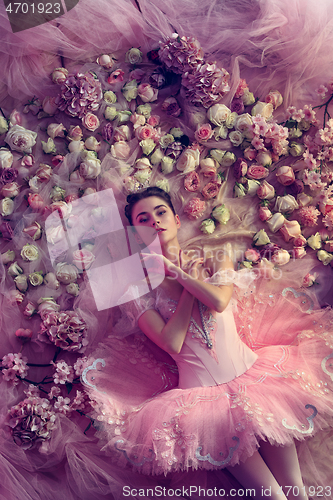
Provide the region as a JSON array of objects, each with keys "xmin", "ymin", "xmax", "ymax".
[{"xmin": 153, "ymin": 417, "xmax": 196, "ymax": 468}]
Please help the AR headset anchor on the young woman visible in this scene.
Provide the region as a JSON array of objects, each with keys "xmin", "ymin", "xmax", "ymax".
[{"xmin": 84, "ymin": 187, "xmax": 333, "ymax": 499}]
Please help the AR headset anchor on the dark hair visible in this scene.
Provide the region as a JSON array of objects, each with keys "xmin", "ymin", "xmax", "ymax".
[{"xmin": 124, "ymin": 187, "xmax": 176, "ymax": 225}]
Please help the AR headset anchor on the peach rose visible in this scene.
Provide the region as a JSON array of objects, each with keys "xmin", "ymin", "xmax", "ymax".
[
  {"xmin": 276, "ymin": 166, "xmax": 295, "ymax": 186},
  {"xmin": 138, "ymin": 83, "xmax": 158, "ymax": 103},
  {"xmin": 247, "ymin": 164, "xmax": 269, "ymax": 180},
  {"xmin": 257, "ymin": 180, "xmax": 275, "ymax": 200},
  {"xmin": 258, "ymin": 206, "xmax": 272, "ymax": 221},
  {"xmin": 82, "ymin": 112, "xmax": 100, "ymax": 132},
  {"xmin": 194, "ymin": 123, "xmax": 213, "ymax": 142},
  {"xmin": 279, "ymin": 219, "xmax": 301, "ymax": 242}
]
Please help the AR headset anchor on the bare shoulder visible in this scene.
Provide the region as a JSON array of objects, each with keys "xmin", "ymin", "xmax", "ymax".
[{"xmin": 204, "ymin": 251, "xmax": 234, "ymax": 276}]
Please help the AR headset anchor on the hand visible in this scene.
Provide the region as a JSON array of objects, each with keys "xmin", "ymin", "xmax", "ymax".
[{"xmin": 141, "ymin": 252, "xmax": 178, "ymax": 278}]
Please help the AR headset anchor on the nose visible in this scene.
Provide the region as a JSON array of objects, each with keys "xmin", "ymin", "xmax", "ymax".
[{"xmin": 151, "ymin": 217, "xmax": 160, "ymax": 227}]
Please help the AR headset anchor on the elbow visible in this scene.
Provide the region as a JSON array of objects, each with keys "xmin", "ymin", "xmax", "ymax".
[
  {"xmin": 214, "ymin": 298, "xmax": 228, "ymax": 314},
  {"xmin": 165, "ymin": 342, "xmax": 183, "ymax": 355}
]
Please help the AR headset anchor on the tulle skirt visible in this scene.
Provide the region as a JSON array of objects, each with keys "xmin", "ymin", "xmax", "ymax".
[{"xmin": 85, "ymin": 286, "xmax": 333, "ymax": 475}]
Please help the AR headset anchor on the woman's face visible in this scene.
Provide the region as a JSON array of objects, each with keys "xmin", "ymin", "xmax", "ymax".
[{"xmin": 131, "ymin": 196, "xmax": 180, "ymax": 247}]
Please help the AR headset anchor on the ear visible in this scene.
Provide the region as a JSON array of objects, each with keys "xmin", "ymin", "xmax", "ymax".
[
  {"xmin": 175, "ymin": 214, "xmax": 181, "ymax": 228},
  {"xmin": 134, "ymin": 232, "xmax": 143, "ymax": 244}
]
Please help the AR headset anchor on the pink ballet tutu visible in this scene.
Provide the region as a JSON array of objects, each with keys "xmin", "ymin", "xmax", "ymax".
[{"xmin": 84, "ymin": 285, "xmax": 333, "ymax": 476}]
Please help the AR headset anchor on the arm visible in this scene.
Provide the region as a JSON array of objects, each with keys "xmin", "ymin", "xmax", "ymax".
[{"xmin": 138, "ymin": 288, "xmax": 194, "ymax": 355}]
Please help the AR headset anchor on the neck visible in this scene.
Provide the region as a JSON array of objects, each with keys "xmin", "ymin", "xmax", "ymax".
[{"xmin": 162, "ymin": 239, "xmax": 182, "ymax": 266}]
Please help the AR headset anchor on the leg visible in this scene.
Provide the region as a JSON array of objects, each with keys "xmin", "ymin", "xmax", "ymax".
[
  {"xmin": 227, "ymin": 450, "xmax": 287, "ymax": 500},
  {"xmin": 259, "ymin": 441, "xmax": 309, "ymax": 500}
]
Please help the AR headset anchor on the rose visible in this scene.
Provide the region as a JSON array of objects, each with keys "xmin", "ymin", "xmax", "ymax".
[
  {"xmin": 15, "ymin": 328, "xmax": 33, "ymax": 342},
  {"xmin": 176, "ymin": 149, "xmax": 199, "ymax": 173},
  {"xmin": 244, "ymin": 248, "xmax": 261, "ymax": 263},
  {"xmin": 56, "ymin": 263, "xmax": 78, "ymax": 284},
  {"xmin": 47, "ymin": 123, "xmax": 66, "ymax": 139},
  {"xmin": 0, "ymin": 168, "xmax": 18, "ymax": 185},
  {"xmin": 256, "ymin": 150, "xmax": 272, "ymax": 168},
  {"xmin": 70, "ymin": 170, "xmax": 85, "ymax": 184},
  {"xmin": 36, "ymin": 164, "xmax": 52, "ymax": 182},
  {"xmin": 66, "ymin": 283, "xmax": 80, "ymax": 296},
  {"xmin": 84, "ymin": 136, "xmax": 100, "ymax": 152},
  {"xmin": 8, "ymin": 289, "xmax": 24, "ymax": 304},
  {"xmin": 5, "ymin": 125, "xmax": 37, "ymax": 153},
  {"xmin": 97, "ymin": 54, "xmax": 115, "ymax": 69},
  {"xmin": 125, "ymin": 48, "xmax": 143, "ymax": 64},
  {"xmin": 276, "ymin": 166, "xmax": 295, "ymax": 186},
  {"xmin": 72, "ymin": 249, "xmax": 95, "ymax": 271},
  {"xmin": 184, "ymin": 171, "xmax": 200, "ymax": 191},
  {"xmin": 242, "ymin": 89, "xmax": 255, "ymax": 106},
  {"xmin": 247, "ymin": 164, "xmax": 269, "ymax": 180},
  {"xmin": 44, "ymin": 272, "xmax": 60, "ymax": 290},
  {"xmin": 50, "ymin": 201, "xmax": 72, "ymax": 218},
  {"xmin": 42, "ymin": 96, "xmax": 58, "ymax": 115},
  {"xmin": 244, "ymin": 147, "xmax": 257, "ymax": 161},
  {"xmin": 289, "ymin": 142, "xmax": 305, "ymax": 157},
  {"xmin": 194, "ymin": 123, "xmax": 213, "ymax": 142},
  {"xmin": 267, "ymin": 212, "xmax": 285, "ymax": 233},
  {"xmin": 52, "ymin": 67, "xmax": 68, "ymax": 84},
  {"xmin": 135, "ymin": 157, "xmax": 151, "ymax": 170},
  {"xmin": 211, "ymin": 204, "xmax": 230, "ymax": 224},
  {"xmin": 23, "ymin": 221, "xmax": 42, "ymax": 240},
  {"xmin": 138, "ymin": 83, "xmax": 158, "ymax": 103},
  {"xmin": 82, "ymin": 113, "xmax": 100, "ymax": 132},
  {"xmin": 1, "ymin": 182, "xmax": 20, "ymax": 198},
  {"xmin": 279, "ymin": 219, "xmax": 302, "ymax": 242},
  {"xmin": 42, "ymin": 138, "xmax": 56, "ymax": 154},
  {"xmin": 28, "ymin": 193, "xmax": 44, "ymax": 211},
  {"xmin": 137, "ymin": 104, "xmax": 152, "ymax": 118},
  {"xmin": 324, "ymin": 240, "xmax": 333, "ymax": 252},
  {"xmin": 286, "ymin": 179, "xmax": 304, "ymax": 197},
  {"xmin": 1, "ymin": 250, "xmax": 15, "ymax": 264},
  {"xmin": 229, "ymin": 131, "xmax": 244, "ymax": 147},
  {"xmin": 271, "ymin": 249, "xmax": 290, "ymax": 266},
  {"xmin": 111, "ymin": 141, "xmax": 130, "ymax": 159},
  {"xmin": 8, "ymin": 261, "xmax": 23, "ymax": 277},
  {"xmin": 14, "ymin": 274, "xmax": 28, "ymax": 292},
  {"xmin": 291, "ymin": 247, "xmax": 306, "ymax": 259},
  {"xmin": 37, "ymin": 297, "xmax": 60, "ymax": 314},
  {"xmin": 200, "ymin": 158, "xmax": 217, "ymax": 178},
  {"xmin": 135, "ymin": 125, "xmax": 154, "ymax": 141},
  {"xmin": 21, "ymin": 243, "xmax": 39, "ymax": 261},
  {"xmin": 10, "ymin": 110, "xmax": 21, "ymax": 127},
  {"xmin": 233, "ymin": 158, "xmax": 247, "ymax": 179},
  {"xmin": 235, "ymin": 113, "xmax": 253, "ymax": 135},
  {"xmin": 23, "ymin": 301, "xmax": 36, "ymax": 317},
  {"xmin": 67, "ymin": 125, "xmax": 83, "ymax": 141},
  {"xmin": 0, "ymin": 116, "xmax": 9, "ymax": 134},
  {"xmin": 220, "ymin": 152, "xmax": 236, "ymax": 167},
  {"xmin": 29, "ymin": 272, "xmax": 44, "ymax": 287},
  {"xmin": 257, "ymin": 180, "xmax": 275, "ymax": 200},
  {"xmin": 46, "ymin": 225, "xmax": 65, "ymax": 245},
  {"xmin": 213, "ymin": 125, "xmax": 228, "ymax": 140},
  {"xmin": 107, "ymin": 69, "xmax": 125, "ymax": 85},
  {"xmin": 131, "ymin": 113, "xmax": 146, "ymax": 129},
  {"xmin": 184, "ymin": 198, "xmax": 206, "ymax": 220},
  {"xmin": 251, "ymin": 101, "xmax": 273, "ymax": 119},
  {"xmin": 140, "ymin": 138, "xmax": 156, "ymax": 156},
  {"xmin": 150, "ymin": 148, "xmax": 163, "ymax": 165},
  {"xmin": 159, "ymin": 157, "xmax": 174, "ymax": 175},
  {"xmin": 202, "ymin": 181, "xmax": 221, "ymax": 200},
  {"xmin": 0, "ymin": 148, "xmax": 14, "ymax": 168},
  {"xmin": 0, "ymin": 197, "xmax": 14, "ymax": 216},
  {"xmin": 307, "ymin": 232, "xmax": 322, "ymax": 250},
  {"xmin": 246, "ymin": 179, "xmax": 259, "ymax": 196},
  {"xmin": 200, "ymin": 219, "xmax": 216, "ymax": 234},
  {"xmin": 259, "ymin": 206, "xmax": 272, "ymax": 221},
  {"xmin": 122, "ymin": 80, "xmax": 138, "ymax": 102},
  {"xmin": 274, "ymin": 195, "xmax": 299, "ymax": 213},
  {"xmin": 207, "ymin": 104, "xmax": 231, "ymax": 126},
  {"xmin": 68, "ymin": 141, "xmax": 85, "ymax": 154},
  {"xmin": 133, "ymin": 169, "xmax": 151, "ymax": 184},
  {"xmin": 159, "ymin": 133, "xmax": 175, "ymax": 149},
  {"xmin": 253, "ymin": 229, "xmax": 270, "ymax": 246},
  {"xmin": 265, "ymin": 90, "xmax": 283, "ymax": 109},
  {"xmin": 302, "ymin": 273, "xmax": 318, "ymax": 287},
  {"xmin": 293, "ymin": 234, "xmax": 307, "ymax": 247},
  {"xmin": 147, "ymin": 115, "xmax": 160, "ymax": 127},
  {"xmin": 234, "ymin": 182, "xmax": 246, "ymax": 198},
  {"xmin": 297, "ymin": 192, "xmax": 312, "ymax": 207},
  {"xmin": 209, "ymin": 149, "xmax": 225, "ymax": 164},
  {"xmin": 317, "ymin": 249, "xmax": 333, "ymax": 265},
  {"xmin": 114, "ymin": 125, "xmax": 131, "ymax": 142}
]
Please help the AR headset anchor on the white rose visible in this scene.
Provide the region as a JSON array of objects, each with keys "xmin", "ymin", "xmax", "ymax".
[
  {"xmin": 159, "ymin": 134, "xmax": 175, "ymax": 149},
  {"xmin": 134, "ymin": 168, "xmax": 152, "ymax": 183},
  {"xmin": 242, "ymin": 89, "xmax": 255, "ymax": 106},
  {"xmin": 229, "ymin": 130, "xmax": 244, "ymax": 147},
  {"xmin": 14, "ymin": 274, "xmax": 28, "ymax": 293},
  {"xmin": 66, "ymin": 283, "xmax": 80, "ymax": 296},
  {"xmin": 253, "ymin": 229, "xmax": 271, "ymax": 246},
  {"xmin": 125, "ymin": 48, "xmax": 143, "ymax": 64},
  {"xmin": 225, "ymin": 112, "xmax": 239, "ymax": 129},
  {"xmin": 140, "ymin": 138, "xmax": 155, "ymax": 156},
  {"xmin": 161, "ymin": 156, "xmax": 174, "ymax": 175},
  {"xmin": 104, "ymin": 106, "xmax": 118, "ymax": 121},
  {"xmin": 235, "ymin": 113, "xmax": 253, "ymax": 134},
  {"xmin": 122, "ymin": 80, "xmax": 138, "ymax": 102},
  {"xmin": 0, "ymin": 148, "xmax": 14, "ymax": 168},
  {"xmin": 307, "ymin": 233, "xmax": 322, "ymax": 250},
  {"xmin": 47, "ymin": 123, "xmax": 66, "ymax": 139},
  {"xmin": 267, "ymin": 212, "xmax": 286, "ymax": 233},
  {"xmin": 1, "ymin": 249, "xmax": 15, "ymax": 264},
  {"xmin": 135, "ymin": 157, "xmax": 151, "ymax": 170},
  {"xmin": 46, "ymin": 225, "xmax": 65, "ymax": 245},
  {"xmin": 117, "ymin": 110, "xmax": 132, "ymax": 123},
  {"xmin": 256, "ymin": 150, "xmax": 272, "ymax": 168},
  {"xmin": 42, "ymin": 138, "xmax": 57, "ymax": 154},
  {"xmin": 297, "ymin": 192, "xmax": 312, "ymax": 207},
  {"xmin": 21, "ymin": 243, "xmax": 39, "ymax": 261},
  {"xmin": 274, "ymin": 195, "xmax": 299, "ymax": 214},
  {"xmin": 0, "ymin": 197, "xmax": 14, "ymax": 216},
  {"xmin": 29, "ymin": 272, "xmax": 44, "ymax": 287},
  {"xmin": 37, "ymin": 297, "xmax": 60, "ymax": 314},
  {"xmin": 80, "ymin": 158, "xmax": 101, "ymax": 179},
  {"xmin": 155, "ymin": 179, "xmax": 170, "ymax": 192},
  {"xmin": 220, "ymin": 151, "xmax": 236, "ymax": 167},
  {"xmin": 1, "ymin": 181, "xmax": 20, "ymax": 198},
  {"xmin": 114, "ymin": 125, "xmax": 131, "ymax": 142},
  {"xmin": 56, "ymin": 262, "xmax": 78, "ymax": 284},
  {"xmin": 176, "ymin": 149, "xmax": 200, "ymax": 173},
  {"xmin": 271, "ymin": 249, "xmax": 291, "ymax": 266},
  {"xmin": 84, "ymin": 136, "xmax": 100, "ymax": 151},
  {"xmin": 68, "ymin": 140, "xmax": 85, "ymax": 153},
  {"xmin": 210, "ymin": 149, "xmax": 226, "ymax": 164},
  {"xmin": 317, "ymin": 250, "xmax": 333, "ymax": 265},
  {"xmin": 103, "ymin": 91, "xmax": 117, "ymax": 104},
  {"xmin": 44, "ymin": 272, "xmax": 60, "ymax": 290},
  {"xmin": 247, "ymin": 179, "xmax": 260, "ymax": 196},
  {"xmin": 207, "ymin": 104, "xmax": 231, "ymax": 126},
  {"xmin": 8, "ymin": 261, "xmax": 23, "ymax": 276},
  {"xmin": 5, "ymin": 125, "xmax": 37, "ymax": 153},
  {"xmin": 213, "ymin": 125, "xmax": 228, "ymax": 140},
  {"xmin": 251, "ymin": 101, "xmax": 273, "ymax": 119},
  {"xmin": 0, "ymin": 116, "xmax": 9, "ymax": 134}
]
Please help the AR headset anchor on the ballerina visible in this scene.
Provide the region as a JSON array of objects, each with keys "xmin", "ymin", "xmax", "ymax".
[{"xmin": 83, "ymin": 186, "xmax": 333, "ymax": 500}]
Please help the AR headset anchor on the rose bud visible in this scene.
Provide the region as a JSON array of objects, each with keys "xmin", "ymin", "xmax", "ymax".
[
  {"xmin": 302, "ymin": 273, "xmax": 318, "ymax": 287},
  {"xmin": 244, "ymin": 248, "xmax": 261, "ymax": 263},
  {"xmin": 44, "ymin": 272, "xmax": 60, "ymax": 290},
  {"xmin": 233, "ymin": 158, "xmax": 248, "ymax": 179},
  {"xmin": 267, "ymin": 212, "xmax": 285, "ymax": 233},
  {"xmin": 259, "ymin": 206, "xmax": 272, "ymax": 222},
  {"xmin": 317, "ymin": 249, "xmax": 333, "ymax": 266},
  {"xmin": 14, "ymin": 274, "xmax": 28, "ymax": 292},
  {"xmin": 276, "ymin": 166, "xmax": 295, "ymax": 186},
  {"xmin": 8, "ymin": 289, "xmax": 24, "ymax": 304},
  {"xmin": 291, "ymin": 247, "xmax": 306, "ymax": 259},
  {"xmin": 23, "ymin": 301, "xmax": 37, "ymax": 317},
  {"xmin": 271, "ymin": 248, "xmax": 291, "ymax": 266},
  {"xmin": 1, "ymin": 182, "xmax": 20, "ymax": 198},
  {"xmin": 1, "ymin": 249, "xmax": 15, "ymax": 264},
  {"xmin": 15, "ymin": 328, "xmax": 33, "ymax": 343},
  {"xmin": 51, "ymin": 67, "xmax": 68, "ymax": 84},
  {"xmin": 96, "ymin": 54, "xmax": 115, "ymax": 69}
]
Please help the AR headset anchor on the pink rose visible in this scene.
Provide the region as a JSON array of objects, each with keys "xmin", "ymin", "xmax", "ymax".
[
  {"xmin": 247, "ymin": 164, "xmax": 269, "ymax": 180},
  {"xmin": 243, "ymin": 147, "xmax": 257, "ymax": 161},
  {"xmin": 194, "ymin": 123, "xmax": 213, "ymax": 142},
  {"xmin": 72, "ymin": 248, "xmax": 95, "ymax": 271},
  {"xmin": 15, "ymin": 328, "xmax": 33, "ymax": 342},
  {"xmin": 23, "ymin": 221, "xmax": 42, "ymax": 240},
  {"xmin": 271, "ymin": 248, "xmax": 290, "ymax": 266},
  {"xmin": 291, "ymin": 247, "xmax": 306, "ymax": 259},
  {"xmin": 107, "ymin": 69, "xmax": 124, "ymax": 84},
  {"xmin": 276, "ymin": 166, "xmax": 295, "ymax": 186},
  {"xmin": 111, "ymin": 141, "xmax": 130, "ymax": 159},
  {"xmin": 138, "ymin": 83, "xmax": 158, "ymax": 103},
  {"xmin": 200, "ymin": 158, "xmax": 217, "ymax": 178},
  {"xmin": 147, "ymin": 115, "xmax": 160, "ymax": 127},
  {"xmin": 233, "ymin": 158, "xmax": 247, "ymax": 180},
  {"xmin": 135, "ymin": 125, "xmax": 154, "ymax": 141},
  {"xmin": 47, "ymin": 123, "xmax": 66, "ymax": 139},
  {"xmin": 302, "ymin": 273, "xmax": 317, "ymax": 287},
  {"xmin": 114, "ymin": 125, "xmax": 131, "ymax": 142},
  {"xmin": 257, "ymin": 180, "xmax": 275, "ymax": 200},
  {"xmin": 70, "ymin": 170, "xmax": 86, "ymax": 184},
  {"xmin": 279, "ymin": 219, "xmax": 301, "ymax": 242},
  {"xmin": 324, "ymin": 240, "xmax": 333, "ymax": 252},
  {"xmin": 293, "ymin": 234, "xmax": 307, "ymax": 247},
  {"xmin": 36, "ymin": 164, "xmax": 52, "ymax": 181},
  {"xmin": 130, "ymin": 113, "xmax": 146, "ymax": 129},
  {"xmin": 67, "ymin": 125, "xmax": 83, "ymax": 141},
  {"xmin": 82, "ymin": 112, "xmax": 100, "ymax": 132},
  {"xmin": 28, "ymin": 193, "xmax": 44, "ymax": 211},
  {"xmin": 202, "ymin": 181, "xmax": 221, "ymax": 200},
  {"xmin": 258, "ymin": 206, "xmax": 272, "ymax": 221},
  {"xmin": 319, "ymin": 197, "xmax": 333, "ymax": 216},
  {"xmin": 184, "ymin": 171, "xmax": 201, "ymax": 192},
  {"xmin": 21, "ymin": 154, "xmax": 34, "ymax": 167},
  {"xmin": 1, "ymin": 182, "xmax": 20, "ymax": 198},
  {"xmin": 265, "ymin": 90, "xmax": 283, "ymax": 109},
  {"xmin": 244, "ymin": 248, "xmax": 261, "ymax": 263},
  {"xmin": 51, "ymin": 67, "xmax": 69, "ymax": 84},
  {"xmin": 42, "ymin": 96, "xmax": 58, "ymax": 116},
  {"xmin": 9, "ymin": 109, "xmax": 22, "ymax": 127},
  {"xmin": 23, "ymin": 301, "xmax": 37, "ymax": 317},
  {"xmin": 65, "ymin": 193, "xmax": 79, "ymax": 203},
  {"xmin": 184, "ymin": 197, "xmax": 206, "ymax": 220},
  {"xmin": 51, "ymin": 155, "xmax": 65, "ymax": 167}
]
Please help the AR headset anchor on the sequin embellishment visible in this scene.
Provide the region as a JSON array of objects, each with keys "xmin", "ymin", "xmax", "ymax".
[
  {"xmin": 82, "ymin": 358, "xmax": 106, "ymax": 391},
  {"xmin": 195, "ymin": 436, "xmax": 240, "ymax": 466},
  {"xmin": 281, "ymin": 288, "xmax": 314, "ymax": 313},
  {"xmin": 321, "ymin": 352, "xmax": 333, "ymax": 381},
  {"xmin": 282, "ymin": 404, "xmax": 317, "ymax": 434}
]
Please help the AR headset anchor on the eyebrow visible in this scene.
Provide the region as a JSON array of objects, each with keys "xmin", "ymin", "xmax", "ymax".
[{"xmin": 135, "ymin": 204, "xmax": 167, "ymax": 220}]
